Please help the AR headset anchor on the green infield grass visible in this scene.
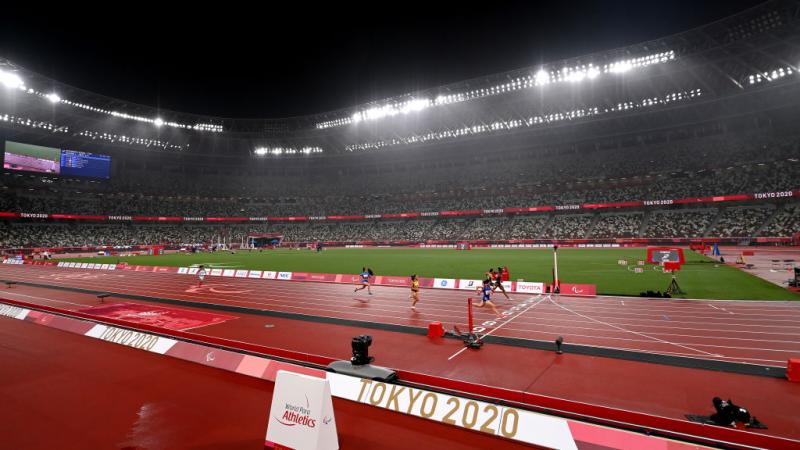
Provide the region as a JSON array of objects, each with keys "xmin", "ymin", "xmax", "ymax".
[{"xmin": 59, "ymin": 247, "xmax": 800, "ymax": 301}]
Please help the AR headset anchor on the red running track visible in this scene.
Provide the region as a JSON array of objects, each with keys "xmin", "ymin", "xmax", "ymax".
[
  {"xmin": 0, "ymin": 316, "xmax": 534, "ymax": 450},
  {"xmin": 1, "ymin": 264, "xmax": 799, "ymax": 366},
  {"xmin": 2, "ymin": 264, "xmax": 800, "ymax": 443}
]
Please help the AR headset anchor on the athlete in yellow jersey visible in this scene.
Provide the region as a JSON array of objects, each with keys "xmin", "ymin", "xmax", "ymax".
[{"xmin": 410, "ymin": 274, "xmax": 421, "ymax": 310}]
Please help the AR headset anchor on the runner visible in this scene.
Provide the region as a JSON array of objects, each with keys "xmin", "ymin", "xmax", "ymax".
[
  {"xmin": 476, "ymin": 279, "xmax": 503, "ymax": 319},
  {"xmin": 492, "ymin": 266, "xmax": 511, "ymax": 300},
  {"xmin": 409, "ymin": 274, "xmax": 420, "ymax": 310},
  {"xmin": 354, "ymin": 267, "xmax": 373, "ymax": 295},
  {"xmin": 197, "ymin": 265, "xmax": 207, "ymax": 287}
]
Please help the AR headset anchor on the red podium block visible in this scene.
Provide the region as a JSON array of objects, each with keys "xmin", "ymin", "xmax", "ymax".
[
  {"xmin": 427, "ymin": 322, "xmax": 444, "ymax": 338},
  {"xmin": 788, "ymin": 359, "xmax": 800, "ymax": 382}
]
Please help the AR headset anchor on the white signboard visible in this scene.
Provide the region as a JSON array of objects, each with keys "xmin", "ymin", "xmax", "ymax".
[
  {"xmin": 266, "ymin": 370, "xmax": 338, "ymax": 450},
  {"xmin": 514, "ymin": 282, "xmax": 544, "ymax": 294},
  {"xmin": 433, "ymin": 278, "xmax": 456, "ymax": 289}
]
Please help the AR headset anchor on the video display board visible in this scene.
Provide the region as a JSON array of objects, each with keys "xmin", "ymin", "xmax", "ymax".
[{"xmin": 3, "ymin": 141, "xmax": 111, "ymax": 178}]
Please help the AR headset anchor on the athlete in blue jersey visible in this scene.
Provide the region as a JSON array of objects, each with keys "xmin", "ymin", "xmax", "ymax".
[
  {"xmin": 354, "ymin": 267, "xmax": 373, "ymax": 295},
  {"xmin": 475, "ymin": 279, "xmax": 503, "ymax": 319}
]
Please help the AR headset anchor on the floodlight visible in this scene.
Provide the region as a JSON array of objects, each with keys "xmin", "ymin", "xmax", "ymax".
[
  {"xmin": 534, "ymin": 69, "xmax": 550, "ymax": 85},
  {"xmin": 609, "ymin": 62, "xmax": 632, "ymax": 73},
  {"xmin": 153, "ymin": 117, "xmax": 164, "ymax": 127},
  {"xmin": 568, "ymin": 72, "xmax": 585, "ymax": 83},
  {"xmin": 0, "ymin": 70, "xmax": 24, "ymax": 89},
  {"xmin": 46, "ymin": 93, "xmax": 61, "ymax": 103},
  {"xmin": 587, "ymin": 67, "xmax": 600, "ymax": 79}
]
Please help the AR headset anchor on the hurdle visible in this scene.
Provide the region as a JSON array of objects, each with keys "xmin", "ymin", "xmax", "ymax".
[{"xmin": 451, "ymin": 298, "xmax": 483, "ymax": 349}]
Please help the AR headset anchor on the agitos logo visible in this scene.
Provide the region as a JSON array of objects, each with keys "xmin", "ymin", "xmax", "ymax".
[{"xmin": 276, "ymin": 396, "xmax": 316, "ymax": 428}]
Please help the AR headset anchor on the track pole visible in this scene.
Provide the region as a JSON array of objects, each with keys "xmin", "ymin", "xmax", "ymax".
[{"xmin": 467, "ymin": 297, "xmax": 474, "ymax": 333}]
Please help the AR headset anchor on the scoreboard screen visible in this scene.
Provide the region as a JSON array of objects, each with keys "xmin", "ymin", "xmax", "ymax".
[
  {"xmin": 60, "ymin": 150, "xmax": 111, "ymax": 179},
  {"xmin": 3, "ymin": 141, "xmax": 111, "ymax": 179},
  {"xmin": 647, "ymin": 247, "xmax": 685, "ymax": 265},
  {"xmin": 3, "ymin": 141, "xmax": 61, "ymax": 174}
]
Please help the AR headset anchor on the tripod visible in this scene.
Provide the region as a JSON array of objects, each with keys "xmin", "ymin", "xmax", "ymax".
[{"xmin": 666, "ymin": 275, "xmax": 684, "ymax": 295}]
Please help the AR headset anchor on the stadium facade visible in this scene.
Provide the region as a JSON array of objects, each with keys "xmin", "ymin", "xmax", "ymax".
[{"xmin": 0, "ymin": 0, "xmax": 799, "ymax": 250}]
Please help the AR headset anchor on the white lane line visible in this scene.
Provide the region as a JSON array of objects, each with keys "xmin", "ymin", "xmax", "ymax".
[
  {"xmin": 547, "ymin": 297, "xmax": 723, "ymax": 357},
  {"xmin": 709, "ymin": 304, "xmax": 720, "ymax": 310},
  {"xmin": 447, "ymin": 295, "xmax": 547, "ymax": 361},
  {"xmin": 1, "ymin": 291, "xmax": 89, "ymax": 308}
]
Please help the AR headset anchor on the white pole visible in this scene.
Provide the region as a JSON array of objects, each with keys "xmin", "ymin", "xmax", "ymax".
[{"xmin": 553, "ymin": 246, "xmax": 559, "ymax": 292}]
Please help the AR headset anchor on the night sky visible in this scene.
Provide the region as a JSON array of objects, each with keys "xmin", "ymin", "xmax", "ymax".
[{"xmin": 0, "ymin": 1, "xmax": 765, "ymax": 118}]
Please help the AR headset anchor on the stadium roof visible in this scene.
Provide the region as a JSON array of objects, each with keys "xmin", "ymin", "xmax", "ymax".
[{"xmin": 1, "ymin": 0, "xmax": 799, "ymax": 155}]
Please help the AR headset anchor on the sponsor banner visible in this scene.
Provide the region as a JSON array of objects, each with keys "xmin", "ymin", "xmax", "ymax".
[
  {"xmin": 49, "ymin": 214, "xmax": 107, "ymax": 220},
  {"xmin": 85, "ymin": 324, "xmax": 178, "ymax": 354},
  {"xmin": 187, "ymin": 267, "xmax": 199, "ymax": 275},
  {"xmin": 267, "ymin": 370, "xmax": 338, "ymax": 450},
  {"xmin": 131, "ymin": 216, "xmax": 183, "ymax": 222},
  {"xmin": 57, "ymin": 262, "xmax": 65, "ymax": 267},
  {"xmin": 381, "ymin": 213, "xmax": 421, "ymax": 219},
  {"xmin": 248, "ymin": 270, "xmax": 263, "ymax": 279},
  {"xmin": 210, "ymin": 268, "xmax": 223, "ymax": 276},
  {"xmin": 440, "ymin": 210, "xmax": 482, "ymax": 216},
  {"xmin": 495, "ymin": 281, "xmax": 513, "ymax": 292},
  {"xmin": 267, "ymin": 216, "xmax": 308, "ymax": 222},
  {"xmin": 20, "ymin": 212, "xmax": 49, "ymax": 219},
  {"xmin": 560, "ymin": 283, "xmax": 597, "ymax": 297},
  {"xmin": 643, "ymin": 199, "xmax": 673, "ymax": 206},
  {"xmin": 203, "ymin": 217, "xmax": 250, "ymax": 222},
  {"xmin": 457, "ymin": 279, "xmax": 483, "ymax": 290},
  {"xmin": 80, "ymin": 263, "xmax": 89, "ymax": 269},
  {"xmin": 433, "ymin": 278, "xmax": 457, "ymax": 289},
  {"xmin": 753, "ymin": 190, "xmax": 794, "ymax": 200},
  {"xmin": 234, "ymin": 270, "xmax": 249, "ymax": 278},
  {"xmin": 262, "ymin": 271, "xmax": 277, "ymax": 279},
  {"xmin": 327, "ymin": 373, "xmax": 577, "ymax": 450},
  {"xmin": 222, "ymin": 269, "xmax": 236, "ymax": 277},
  {"xmin": 289, "ymin": 272, "xmax": 309, "ymax": 280},
  {"xmin": 582, "ymin": 201, "xmax": 643, "ymax": 209},
  {"xmin": 417, "ymin": 277, "xmax": 435, "ymax": 289},
  {"xmin": 0, "ymin": 303, "xmax": 30, "ymax": 320},
  {"xmin": 326, "ymin": 215, "xmax": 366, "ymax": 221},
  {"xmin": 177, "ymin": 267, "xmax": 189, "ymax": 274},
  {"xmin": 304, "ymin": 273, "xmax": 338, "ymax": 282},
  {"xmin": 277, "ymin": 272, "xmax": 293, "ymax": 280},
  {"xmin": 514, "ymin": 281, "xmax": 545, "ymax": 294},
  {"xmin": 100, "ymin": 264, "xmax": 110, "ymax": 270},
  {"xmin": 377, "ymin": 276, "xmax": 411, "ymax": 287}
]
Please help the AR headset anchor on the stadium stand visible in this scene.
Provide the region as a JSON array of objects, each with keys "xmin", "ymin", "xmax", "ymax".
[{"xmin": 1, "ymin": 0, "xmax": 799, "ymax": 249}]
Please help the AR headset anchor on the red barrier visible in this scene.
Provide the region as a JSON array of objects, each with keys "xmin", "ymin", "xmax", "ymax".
[{"xmin": 788, "ymin": 359, "xmax": 800, "ymax": 382}]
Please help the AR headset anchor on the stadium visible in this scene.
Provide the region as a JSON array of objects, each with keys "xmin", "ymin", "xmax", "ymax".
[{"xmin": 1, "ymin": 1, "xmax": 800, "ymax": 449}]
